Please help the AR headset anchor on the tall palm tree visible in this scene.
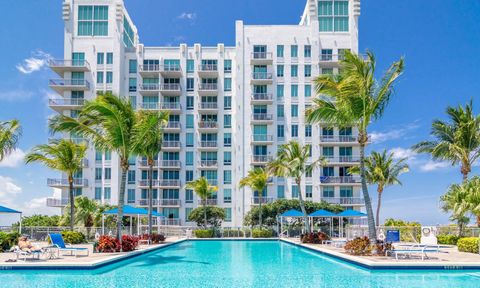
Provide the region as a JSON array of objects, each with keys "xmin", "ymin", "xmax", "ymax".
[
  {"xmin": 239, "ymin": 168, "xmax": 270, "ymax": 227},
  {"xmin": 25, "ymin": 139, "xmax": 86, "ymax": 230},
  {"xmin": 49, "ymin": 92, "xmax": 136, "ymax": 239},
  {"xmin": 0, "ymin": 119, "xmax": 21, "ymax": 161},
  {"xmin": 440, "ymin": 189, "xmax": 470, "ymax": 236},
  {"xmin": 306, "ymin": 51, "xmax": 404, "ymax": 240},
  {"xmin": 267, "ymin": 141, "xmax": 322, "ymax": 233},
  {"xmin": 413, "ymin": 101, "xmax": 480, "ymax": 182},
  {"xmin": 350, "ymin": 150, "xmax": 409, "ymax": 225},
  {"xmin": 74, "ymin": 196, "xmax": 98, "ymax": 240},
  {"xmin": 185, "ymin": 177, "xmax": 218, "ymax": 228},
  {"xmin": 131, "ymin": 110, "xmax": 169, "ymax": 237},
  {"xmin": 443, "ymin": 176, "xmax": 480, "ymax": 227}
]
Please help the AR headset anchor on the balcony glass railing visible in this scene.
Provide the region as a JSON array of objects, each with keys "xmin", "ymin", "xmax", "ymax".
[
  {"xmin": 252, "ymin": 155, "xmax": 272, "ymax": 163},
  {"xmin": 49, "ymin": 59, "xmax": 90, "ymax": 69},
  {"xmin": 200, "ymin": 160, "xmax": 218, "ymax": 167},
  {"xmin": 320, "ymin": 135, "xmax": 357, "ymax": 142},
  {"xmin": 162, "ymin": 141, "xmax": 181, "ymax": 148},
  {"xmin": 319, "ymin": 176, "xmax": 361, "ymax": 184},
  {"xmin": 49, "ymin": 98, "xmax": 85, "ymax": 106},
  {"xmin": 322, "ymin": 197, "xmax": 364, "ymax": 205},
  {"xmin": 200, "ymin": 102, "xmax": 218, "ymax": 109},
  {"xmin": 139, "ymin": 64, "xmax": 160, "ymax": 72},
  {"xmin": 252, "ymin": 72, "xmax": 273, "ymax": 80},
  {"xmin": 199, "ymin": 64, "xmax": 218, "ymax": 72},
  {"xmin": 199, "ymin": 83, "xmax": 218, "ymax": 90},
  {"xmin": 252, "ymin": 134, "xmax": 273, "ymax": 142},
  {"xmin": 252, "ymin": 113, "xmax": 273, "ymax": 121},
  {"xmin": 160, "ymin": 83, "xmax": 181, "ymax": 91},
  {"xmin": 252, "ymin": 93, "xmax": 273, "ymax": 101},
  {"xmin": 251, "ymin": 197, "xmax": 274, "ymax": 204},
  {"xmin": 49, "ymin": 79, "xmax": 90, "ymax": 88},
  {"xmin": 251, "ymin": 52, "xmax": 273, "ymax": 60},
  {"xmin": 198, "ymin": 121, "xmax": 218, "ymax": 129},
  {"xmin": 200, "ymin": 141, "xmax": 217, "ymax": 148}
]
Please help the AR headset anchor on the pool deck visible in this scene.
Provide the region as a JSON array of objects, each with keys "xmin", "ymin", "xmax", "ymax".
[
  {"xmin": 281, "ymin": 238, "xmax": 480, "ymax": 270},
  {"xmin": 0, "ymin": 237, "xmax": 185, "ymax": 270}
]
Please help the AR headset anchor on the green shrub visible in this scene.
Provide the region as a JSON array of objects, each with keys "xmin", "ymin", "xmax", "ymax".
[
  {"xmin": 437, "ymin": 234, "xmax": 460, "ymax": 245},
  {"xmin": 251, "ymin": 228, "xmax": 273, "ymax": 238},
  {"xmin": 457, "ymin": 237, "xmax": 480, "ymax": 253},
  {"xmin": 61, "ymin": 231, "xmax": 86, "ymax": 244},
  {"xmin": 194, "ymin": 229, "xmax": 214, "ymax": 238},
  {"xmin": 0, "ymin": 232, "xmax": 20, "ymax": 252}
]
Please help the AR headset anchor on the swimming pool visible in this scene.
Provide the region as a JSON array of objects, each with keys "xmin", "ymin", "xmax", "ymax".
[{"xmin": 1, "ymin": 240, "xmax": 479, "ymax": 288}]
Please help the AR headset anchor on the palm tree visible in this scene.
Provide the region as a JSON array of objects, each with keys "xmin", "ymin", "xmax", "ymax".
[
  {"xmin": 239, "ymin": 168, "xmax": 270, "ymax": 227},
  {"xmin": 74, "ymin": 196, "xmax": 98, "ymax": 240},
  {"xmin": 49, "ymin": 92, "xmax": 136, "ymax": 239},
  {"xmin": 131, "ymin": 110, "xmax": 169, "ymax": 238},
  {"xmin": 440, "ymin": 190, "xmax": 470, "ymax": 236},
  {"xmin": 413, "ymin": 101, "xmax": 480, "ymax": 182},
  {"xmin": 443, "ymin": 176, "xmax": 480, "ymax": 227},
  {"xmin": 306, "ymin": 51, "xmax": 404, "ymax": 240},
  {"xmin": 25, "ymin": 139, "xmax": 86, "ymax": 230},
  {"xmin": 0, "ymin": 119, "xmax": 21, "ymax": 161},
  {"xmin": 185, "ymin": 177, "xmax": 218, "ymax": 228},
  {"xmin": 267, "ymin": 141, "xmax": 322, "ymax": 233},
  {"xmin": 350, "ymin": 150, "xmax": 409, "ymax": 225}
]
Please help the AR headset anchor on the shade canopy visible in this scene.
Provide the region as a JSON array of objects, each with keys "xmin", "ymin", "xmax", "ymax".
[
  {"xmin": 103, "ymin": 205, "xmax": 164, "ymax": 217},
  {"xmin": 0, "ymin": 205, "xmax": 21, "ymax": 214},
  {"xmin": 337, "ymin": 210, "xmax": 367, "ymax": 217},
  {"xmin": 280, "ymin": 209, "xmax": 304, "ymax": 217},
  {"xmin": 309, "ymin": 209, "xmax": 336, "ymax": 217}
]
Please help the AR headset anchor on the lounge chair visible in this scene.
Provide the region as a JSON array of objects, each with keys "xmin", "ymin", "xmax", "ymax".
[
  {"xmin": 12, "ymin": 246, "xmax": 43, "ymax": 261},
  {"xmin": 323, "ymin": 238, "xmax": 348, "ymax": 247},
  {"xmin": 48, "ymin": 233, "xmax": 89, "ymax": 257},
  {"xmin": 386, "ymin": 246, "xmax": 440, "ymax": 261}
]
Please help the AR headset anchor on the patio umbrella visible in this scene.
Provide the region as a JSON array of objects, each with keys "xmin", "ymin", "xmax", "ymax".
[
  {"xmin": 102, "ymin": 205, "xmax": 165, "ymax": 235},
  {"xmin": 0, "ymin": 205, "xmax": 22, "ymax": 233},
  {"xmin": 336, "ymin": 210, "xmax": 367, "ymax": 238},
  {"xmin": 308, "ymin": 209, "xmax": 336, "ymax": 235}
]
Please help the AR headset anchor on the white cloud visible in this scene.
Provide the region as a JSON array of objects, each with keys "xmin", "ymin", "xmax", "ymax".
[
  {"xmin": 370, "ymin": 122, "xmax": 420, "ymax": 144},
  {"xmin": 177, "ymin": 12, "xmax": 196, "ymax": 21},
  {"xmin": 0, "ymin": 90, "xmax": 33, "ymax": 102},
  {"xmin": 419, "ymin": 161, "xmax": 451, "ymax": 172},
  {"xmin": 16, "ymin": 50, "xmax": 52, "ymax": 74},
  {"xmin": 388, "ymin": 147, "xmax": 417, "ymax": 160},
  {"xmin": 0, "ymin": 176, "xmax": 22, "ymax": 204},
  {"xmin": 0, "ymin": 149, "xmax": 26, "ymax": 168}
]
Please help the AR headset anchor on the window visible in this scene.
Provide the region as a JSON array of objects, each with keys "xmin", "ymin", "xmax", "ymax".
[
  {"xmin": 291, "ymin": 105, "xmax": 298, "ymax": 117},
  {"xmin": 127, "ymin": 189, "xmax": 135, "ymax": 204},
  {"xmin": 78, "ymin": 6, "xmax": 108, "ymax": 36},
  {"xmin": 291, "ymin": 85, "xmax": 298, "ymax": 97},
  {"xmin": 186, "ymin": 115, "xmax": 194, "ymax": 129},
  {"xmin": 277, "ymin": 104, "xmax": 284, "ymax": 118},
  {"xmin": 97, "ymin": 71, "xmax": 104, "ymax": 84},
  {"xmin": 292, "ymin": 185, "xmax": 299, "ymax": 198},
  {"xmin": 95, "ymin": 187, "xmax": 102, "ymax": 200},
  {"xmin": 224, "ymin": 208, "xmax": 232, "ymax": 222},
  {"xmin": 128, "ymin": 170, "xmax": 135, "ymax": 184},
  {"xmin": 72, "ymin": 52, "xmax": 85, "ymax": 66},
  {"xmin": 224, "ymin": 133, "xmax": 232, "ymax": 147},
  {"xmin": 95, "ymin": 149, "xmax": 102, "ymax": 161},
  {"xmin": 340, "ymin": 186, "xmax": 353, "ymax": 198},
  {"xmin": 105, "ymin": 150, "xmax": 111, "ymax": 160},
  {"xmin": 104, "ymin": 187, "xmax": 111, "ymax": 200},
  {"xmin": 185, "ymin": 208, "xmax": 193, "ymax": 220},
  {"xmin": 323, "ymin": 186, "xmax": 335, "ymax": 198},
  {"xmin": 306, "ymin": 185, "xmax": 313, "ymax": 198},
  {"xmin": 323, "ymin": 146, "xmax": 334, "ymax": 157},
  {"xmin": 277, "ymin": 185, "xmax": 285, "ymax": 198},
  {"xmin": 95, "ymin": 168, "xmax": 102, "ymax": 180},
  {"xmin": 277, "ymin": 45, "xmax": 284, "ymax": 58},
  {"xmin": 291, "ymin": 45, "xmax": 298, "ymax": 58},
  {"xmin": 224, "ymin": 60, "xmax": 232, "ymax": 73},
  {"xmin": 224, "ymin": 96, "xmax": 232, "ymax": 110},
  {"xmin": 129, "ymin": 60, "xmax": 137, "ymax": 73},
  {"xmin": 187, "ymin": 78, "xmax": 194, "ymax": 91},
  {"xmin": 323, "ymin": 166, "xmax": 334, "ymax": 176},
  {"xmin": 186, "ymin": 189, "xmax": 193, "ymax": 203},
  {"xmin": 291, "ymin": 65, "xmax": 298, "ymax": 77},
  {"xmin": 306, "ymin": 169, "xmax": 313, "ymax": 178},
  {"xmin": 186, "ymin": 133, "xmax": 194, "ymax": 147},
  {"xmin": 224, "ymin": 115, "xmax": 231, "ymax": 128},
  {"xmin": 186, "ymin": 152, "xmax": 194, "ymax": 166},
  {"xmin": 305, "ymin": 125, "xmax": 312, "ymax": 137},
  {"xmin": 186, "ymin": 60, "xmax": 194, "ymax": 73},
  {"xmin": 106, "ymin": 72, "xmax": 113, "ymax": 84},
  {"xmin": 277, "ymin": 65, "xmax": 284, "ymax": 77},
  {"xmin": 97, "ymin": 53, "xmax": 104, "ymax": 65},
  {"xmin": 321, "ymin": 49, "xmax": 333, "ymax": 61},
  {"xmin": 277, "ymin": 85, "xmax": 284, "ymax": 99},
  {"xmin": 224, "ymin": 151, "xmax": 231, "ymax": 165},
  {"xmin": 224, "ymin": 189, "xmax": 232, "ymax": 203},
  {"xmin": 129, "ymin": 78, "xmax": 137, "ymax": 92},
  {"xmin": 224, "ymin": 170, "xmax": 232, "ymax": 184},
  {"xmin": 104, "ymin": 168, "xmax": 111, "ymax": 180},
  {"xmin": 322, "ymin": 68, "xmax": 334, "ymax": 75},
  {"xmin": 304, "ymin": 45, "xmax": 311, "ymax": 58},
  {"xmin": 338, "ymin": 48, "xmax": 350, "ymax": 60},
  {"xmin": 186, "ymin": 170, "xmax": 193, "ymax": 183},
  {"xmin": 304, "ymin": 65, "xmax": 311, "ymax": 77},
  {"xmin": 186, "ymin": 96, "xmax": 194, "ymax": 110},
  {"xmin": 277, "ymin": 125, "xmax": 284, "ymax": 138},
  {"xmin": 106, "ymin": 53, "xmax": 113, "ymax": 64},
  {"xmin": 224, "ymin": 78, "xmax": 232, "ymax": 91},
  {"xmin": 305, "ymin": 85, "xmax": 312, "ymax": 97},
  {"xmin": 123, "ymin": 16, "xmax": 135, "ymax": 47},
  {"xmin": 291, "ymin": 125, "xmax": 298, "ymax": 137}
]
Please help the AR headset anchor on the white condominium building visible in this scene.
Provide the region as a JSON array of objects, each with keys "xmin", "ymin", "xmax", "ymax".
[{"xmin": 46, "ymin": 0, "xmax": 364, "ymax": 227}]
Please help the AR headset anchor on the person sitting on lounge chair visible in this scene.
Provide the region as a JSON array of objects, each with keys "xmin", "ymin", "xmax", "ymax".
[{"xmin": 18, "ymin": 236, "xmax": 41, "ymax": 253}]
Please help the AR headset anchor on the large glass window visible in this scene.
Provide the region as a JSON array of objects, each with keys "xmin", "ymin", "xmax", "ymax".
[
  {"xmin": 224, "ymin": 115, "xmax": 232, "ymax": 128},
  {"xmin": 224, "ymin": 78, "xmax": 232, "ymax": 91},
  {"xmin": 318, "ymin": 1, "xmax": 349, "ymax": 32},
  {"xmin": 291, "ymin": 125, "xmax": 298, "ymax": 137},
  {"xmin": 186, "ymin": 114, "xmax": 194, "ymax": 128},
  {"xmin": 224, "ymin": 60, "xmax": 232, "ymax": 73},
  {"xmin": 277, "ymin": 45, "xmax": 284, "ymax": 58},
  {"xmin": 277, "ymin": 185, "xmax": 285, "ymax": 198},
  {"xmin": 224, "ymin": 189, "xmax": 232, "ymax": 203},
  {"xmin": 127, "ymin": 189, "xmax": 135, "ymax": 204},
  {"xmin": 186, "ymin": 60, "xmax": 194, "ymax": 73},
  {"xmin": 323, "ymin": 186, "xmax": 335, "ymax": 198},
  {"xmin": 291, "ymin": 45, "xmax": 298, "ymax": 58},
  {"xmin": 224, "ymin": 151, "xmax": 232, "ymax": 165},
  {"xmin": 224, "ymin": 208, "xmax": 232, "ymax": 222},
  {"xmin": 224, "ymin": 170, "xmax": 232, "ymax": 184},
  {"xmin": 304, "ymin": 65, "xmax": 312, "ymax": 77},
  {"xmin": 291, "ymin": 105, "xmax": 298, "ymax": 117},
  {"xmin": 304, "ymin": 45, "xmax": 312, "ymax": 58},
  {"xmin": 291, "ymin": 65, "xmax": 298, "ymax": 77},
  {"xmin": 277, "ymin": 65, "xmax": 284, "ymax": 77},
  {"xmin": 291, "ymin": 85, "xmax": 298, "ymax": 97},
  {"xmin": 277, "ymin": 85, "xmax": 284, "ymax": 99},
  {"xmin": 106, "ymin": 53, "xmax": 113, "ymax": 64},
  {"xmin": 78, "ymin": 6, "xmax": 108, "ymax": 36}
]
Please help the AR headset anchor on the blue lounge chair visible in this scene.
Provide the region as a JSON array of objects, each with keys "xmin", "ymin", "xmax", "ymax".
[{"xmin": 49, "ymin": 233, "xmax": 89, "ymax": 257}]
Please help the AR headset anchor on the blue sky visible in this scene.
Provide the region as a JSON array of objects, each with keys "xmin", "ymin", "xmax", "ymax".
[{"xmin": 0, "ymin": 0, "xmax": 479, "ymax": 225}]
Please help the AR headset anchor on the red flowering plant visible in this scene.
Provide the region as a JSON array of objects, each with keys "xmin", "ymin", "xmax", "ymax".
[
  {"xmin": 95, "ymin": 235, "xmax": 121, "ymax": 253},
  {"xmin": 140, "ymin": 233, "xmax": 166, "ymax": 244},
  {"xmin": 121, "ymin": 235, "xmax": 139, "ymax": 252}
]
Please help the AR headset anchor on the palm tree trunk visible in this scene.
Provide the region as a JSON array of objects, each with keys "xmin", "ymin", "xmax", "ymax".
[
  {"xmin": 259, "ymin": 192, "xmax": 263, "ymax": 228},
  {"xmin": 68, "ymin": 174, "xmax": 75, "ymax": 231},
  {"xmin": 203, "ymin": 202, "xmax": 207, "ymax": 228},
  {"xmin": 376, "ymin": 187, "xmax": 383, "ymax": 227},
  {"xmin": 148, "ymin": 159, "xmax": 154, "ymax": 240},
  {"xmin": 296, "ymin": 178, "xmax": 310, "ymax": 233},
  {"xmin": 461, "ymin": 164, "xmax": 469, "ymax": 182},
  {"xmin": 117, "ymin": 160, "xmax": 129, "ymax": 243},
  {"xmin": 476, "ymin": 215, "xmax": 480, "ymax": 228},
  {"xmin": 359, "ymin": 139, "xmax": 377, "ymax": 241}
]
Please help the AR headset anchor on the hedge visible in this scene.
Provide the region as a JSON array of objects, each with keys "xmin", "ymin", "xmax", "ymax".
[
  {"xmin": 437, "ymin": 234, "xmax": 460, "ymax": 245},
  {"xmin": 251, "ymin": 228, "xmax": 273, "ymax": 238},
  {"xmin": 0, "ymin": 232, "xmax": 20, "ymax": 252},
  {"xmin": 457, "ymin": 237, "xmax": 480, "ymax": 254},
  {"xmin": 61, "ymin": 231, "xmax": 86, "ymax": 244},
  {"xmin": 194, "ymin": 229, "xmax": 214, "ymax": 238}
]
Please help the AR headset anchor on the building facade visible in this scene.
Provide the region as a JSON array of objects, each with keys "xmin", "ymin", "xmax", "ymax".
[{"xmin": 46, "ymin": 0, "xmax": 363, "ymax": 227}]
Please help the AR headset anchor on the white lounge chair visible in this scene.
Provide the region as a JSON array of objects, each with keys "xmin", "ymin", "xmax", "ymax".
[
  {"xmin": 13, "ymin": 246, "xmax": 43, "ymax": 261},
  {"xmin": 386, "ymin": 246, "xmax": 440, "ymax": 261}
]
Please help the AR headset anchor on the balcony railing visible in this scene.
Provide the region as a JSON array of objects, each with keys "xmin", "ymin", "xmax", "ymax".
[
  {"xmin": 139, "ymin": 64, "xmax": 160, "ymax": 72},
  {"xmin": 49, "ymin": 79, "xmax": 90, "ymax": 89},
  {"xmin": 252, "ymin": 134, "xmax": 273, "ymax": 142},
  {"xmin": 320, "ymin": 135, "xmax": 357, "ymax": 143},
  {"xmin": 252, "ymin": 155, "xmax": 273, "ymax": 163},
  {"xmin": 139, "ymin": 83, "xmax": 160, "ymax": 91},
  {"xmin": 198, "ymin": 121, "xmax": 218, "ymax": 129},
  {"xmin": 319, "ymin": 176, "xmax": 362, "ymax": 184},
  {"xmin": 160, "ymin": 102, "xmax": 181, "ymax": 110},
  {"xmin": 164, "ymin": 218, "xmax": 181, "ymax": 226},
  {"xmin": 252, "ymin": 93, "xmax": 273, "ymax": 101},
  {"xmin": 160, "ymin": 83, "xmax": 181, "ymax": 91},
  {"xmin": 251, "ymin": 52, "xmax": 273, "ymax": 60},
  {"xmin": 49, "ymin": 98, "xmax": 85, "ymax": 106},
  {"xmin": 161, "ymin": 64, "xmax": 181, "ymax": 72},
  {"xmin": 46, "ymin": 197, "xmax": 69, "ymax": 207},
  {"xmin": 162, "ymin": 141, "xmax": 181, "ymax": 148},
  {"xmin": 252, "ymin": 72, "xmax": 273, "ymax": 80},
  {"xmin": 138, "ymin": 199, "xmax": 181, "ymax": 206},
  {"xmin": 138, "ymin": 179, "xmax": 181, "ymax": 187},
  {"xmin": 198, "ymin": 199, "xmax": 218, "ymax": 205},
  {"xmin": 166, "ymin": 122, "xmax": 181, "ymax": 129},
  {"xmin": 199, "ymin": 102, "xmax": 218, "ymax": 109},
  {"xmin": 324, "ymin": 156, "xmax": 361, "ymax": 163},
  {"xmin": 159, "ymin": 160, "xmax": 181, "ymax": 168},
  {"xmin": 47, "ymin": 178, "xmax": 88, "ymax": 187},
  {"xmin": 322, "ymin": 197, "xmax": 364, "ymax": 205},
  {"xmin": 198, "ymin": 64, "xmax": 218, "ymax": 72},
  {"xmin": 138, "ymin": 159, "xmax": 158, "ymax": 167},
  {"xmin": 199, "ymin": 160, "xmax": 218, "ymax": 167},
  {"xmin": 251, "ymin": 197, "xmax": 275, "ymax": 205},
  {"xmin": 198, "ymin": 83, "xmax": 218, "ymax": 90},
  {"xmin": 49, "ymin": 59, "xmax": 90, "ymax": 69},
  {"xmin": 252, "ymin": 113, "xmax": 273, "ymax": 121},
  {"xmin": 200, "ymin": 141, "xmax": 217, "ymax": 148}
]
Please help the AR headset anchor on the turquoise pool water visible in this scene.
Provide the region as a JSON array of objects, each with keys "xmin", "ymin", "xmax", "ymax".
[{"xmin": 1, "ymin": 240, "xmax": 479, "ymax": 288}]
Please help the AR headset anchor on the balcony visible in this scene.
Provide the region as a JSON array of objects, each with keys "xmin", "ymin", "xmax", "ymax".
[
  {"xmin": 319, "ymin": 176, "xmax": 362, "ymax": 184},
  {"xmin": 198, "ymin": 199, "xmax": 218, "ymax": 205},
  {"xmin": 251, "ymin": 113, "xmax": 273, "ymax": 123},
  {"xmin": 199, "ymin": 160, "xmax": 218, "ymax": 169},
  {"xmin": 164, "ymin": 121, "xmax": 181, "ymax": 131},
  {"xmin": 162, "ymin": 141, "xmax": 181, "ymax": 150},
  {"xmin": 49, "ymin": 59, "xmax": 90, "ymax": 76},
  {"xmin": 250, "ymin": 52, "xmax": 273, "ymax": 65},
  {"xmin": 251, "ymin": 93, "xmax": 273, "ymax": 104},
  {"xmin": 198, "ymin": 64, "xmax": 218, "ymax": 77},
  {"xmin": 48, "ymin": 98, "xmax": 85, "ymax": 112},
  {"xmin": 140, "ymin": 102, "xmax": 181, "ymax": 114},
  {"xmin": 137, "ymin": 199, "xmax": 181, "ymax": 207},
  {"xmin": 324, "ymin": 156, "xmax": 361, "ymax": 165},
  {"xmin": 139, "ymin": 64, "xmax": 160, "ymax": 76},
  {"xmin": 46, "ymin": 197, "xmax": 69, "ymax": 207},
  {"xmin": 320, "ymin": 135, "xmax": 358, "ymax": 144},
  {"xmin": 198, "ymin": 121, "xmax": 218, "ymax": 131},
  {"xmin": 198, "ymin": 102, "xmax": 218, "ymax": 113},
  {"xmin": 138, "ymin": 159, "xmax": 159, "ymax": 168},
  {"xmin": 199, "ymin": 141, "xmax": 217, "ymax": 150},
  {"xmin": 251, "ymin": 72, "xmax": 273, "ymax": 84},
  {"xmin": 159, "ymin": 83, "xmax": 181, "ymax": 96},
  {"xmin": 251, "ymin": 134, "xmax": 274, "ymax": 144},
  {"xmin": 138, "ymin": 179, "xmax": 181, "ymax": 188},
  {"xmin": 252, "ymin": 155, "xmax": 273, "ymax": 164},
  {"xmin": 49, "ymin": 79, "xmax": 90, "ymax": 94},
  {"xmin": 164, "ymin": 218, "xmax": 181, "ymax": 226},
  {"xmin": 47, "ymin": 178, "xmax": 88, "ymax": 188},
  {"xmin": 251, "ymin": 197, "xmax": 275, "ymax": 205},
  {"xmin": 160, "ymin": 64, "xmax": 182, "ymax": 77},
  {"xmin": 198, "ymin": 83, "xmax": 218, "ymax": 96},
  {"xmin": 138, "ymin": 83, "xmax": 160, "ymax": 96},
  {"xmin": 322, "ymin": 197, "xmax": 364, "ymax": 206},
  {"xmin": 158, "ymin": 160, "xmax": 181, "ymax": 169}
]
